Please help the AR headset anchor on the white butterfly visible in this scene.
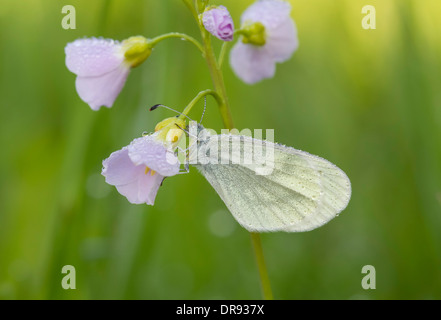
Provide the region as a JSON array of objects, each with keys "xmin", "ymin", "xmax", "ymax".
[{"xmin": 186, "ymin": 121, "xmax": 351, "ymax": 233}]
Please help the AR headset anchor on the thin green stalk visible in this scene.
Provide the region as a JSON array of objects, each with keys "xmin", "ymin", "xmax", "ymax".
[
  {"xmin": 250, "ymin": 233, "xmax": 273, "ymax": 300},
  {"xmin": 218, "ymin": 41, "xmax": 230, "ymax": 69},
  {"xmin": 182, "ymin": 0, "xmax": 199, "ymax": 21},
  {"xmin": 194, "ymin": 0, "xmax": 200, "ymax": 13},
  {"xmin": 200, "ymin": 30, "xmax": 234, "ymax": 129},
  {"xmin": 191, "ymin": 6, "xmax": 273, "ymax": 300},
  {"xmin": 149, "ymin": 32, "xmax": 204, "ymax": 54},
  {"xmin": 180, "ymin": 89, "xmax": 221, "ymax": 119},
  {"xmin": 97, "ymin": 0, "xmax": 112, "ymax": 34}
]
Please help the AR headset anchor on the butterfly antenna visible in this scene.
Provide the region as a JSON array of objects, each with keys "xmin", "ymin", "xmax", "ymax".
[
  {"xmin": 175, "ymin": 123, "xmax": 198, "ymax": 139},
  {"xmin": 200, "ymin": 96, "xmax": 207, "ymax": 124},
  {"xmin": 149, "ymin": 104, "xmax": 194, "ymax": 122}
]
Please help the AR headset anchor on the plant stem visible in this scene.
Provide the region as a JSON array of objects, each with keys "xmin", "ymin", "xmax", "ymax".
[
  {"xmin": 250, "ymin": 233, "xmax": 274, "ymax": 299},
  {"xmin": 97, "ymin": 0, "xmax": 112, "ymax": 34},
  {"xmin": 182, "ymin": 0, "xmax": 199, "ymax": 21},
  {"xmin": 200, "ymin": 30, "xmax": 234, "ymax": 129},
  {"xmin": 193, "ymin": 7, "xmax": 273, "ymax": 300},
  {"xmin": 218, "ymin": 41, "xmax": 230, "ymax": 69},
  {"xmin": 149, "ymin": 32, "xmax": 204, "ymax": 54},
  {"xmin": 180, "ymin": 89, "xmax": 221, "ymax": 119}
]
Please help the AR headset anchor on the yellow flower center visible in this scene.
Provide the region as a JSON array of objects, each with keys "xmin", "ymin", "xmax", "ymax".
[{"xmin": 145, "ymin": 166, "xmax": 156, "ymax": 176}]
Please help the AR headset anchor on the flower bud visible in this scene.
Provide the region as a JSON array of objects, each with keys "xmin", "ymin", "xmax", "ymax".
[{"xmin": 202, "ymin": 6, "xmax": 234, "ymax": 42}]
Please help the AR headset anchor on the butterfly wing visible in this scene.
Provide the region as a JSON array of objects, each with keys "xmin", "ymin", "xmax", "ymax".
[{"xmin": 191, "ymin": 134, "xmax": 351, "ymax": 233}]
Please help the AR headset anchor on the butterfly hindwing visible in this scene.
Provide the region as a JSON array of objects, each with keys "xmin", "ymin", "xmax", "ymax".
[{"xmin": 191, "ymin": 133, "xmax": 351, "ymax": 232}]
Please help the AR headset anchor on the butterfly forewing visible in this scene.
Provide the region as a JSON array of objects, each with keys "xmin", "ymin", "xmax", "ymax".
[{"xmin": 190, "ymin": 131, "xmax": 351, "ymax": 232}]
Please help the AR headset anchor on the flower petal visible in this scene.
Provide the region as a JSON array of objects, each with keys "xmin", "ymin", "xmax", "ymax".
[
  {"xmin": 102, "ymin": 146, "xmax": 165, "ymax": 205},
  {"xmin": 114, "ymin": 172, "xmax": 163, "ymax": 205},
  {"xmin": 265, "ymin": 17, "xmax": 299, "ymax": 62},
  {"xmin": 136, "ymin": 173, "xmax": 164, "ymax": 205},
  {"xmin": 65, "ymin": 38, "xmax": 124, "ymax": 77},
  {"xmin": 241, "ymin": 0, "xmax": 292, "ymax": 30},
  {"xmin": 128, "ymin": 136, "xmax": 180, "ymax": 177},
  {"xmin": 75, "ymin": 65, "xmax": 130, "ymax": 110},
  {"xmin": 114, "ymin": 180, "xmax": 142, "ymax": 204},
  {"xmin": 102, "ymin": 147, "xmax": 144, "ymax": 186},
  {"xmin": 229, "ymin": 41, "xmax": 276, "ymax": 84}
]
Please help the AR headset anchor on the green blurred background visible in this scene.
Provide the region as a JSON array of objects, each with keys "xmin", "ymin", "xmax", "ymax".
[{"xmin": 1, "ymin": 0, "xmax": 440, "ymax": 299}]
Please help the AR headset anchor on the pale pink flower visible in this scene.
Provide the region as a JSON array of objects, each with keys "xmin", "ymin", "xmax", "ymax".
[
  {"xmin": 202, "ymin": 6, "xmax": 234, "ymax": 41},
  {"xmin": 230, "ymin": 0, "xmax": 299, "ymax": 84},
  {"xmin": 102, "ymin": 133, "xmax": 180, "ymax": 205},
  {"xmin": 65, "ymin": 38, "xmax": 129, "ymax": 110},
  {"xmin": 65, "ymin": 36, "xmax": 150, "ymax": 110}
]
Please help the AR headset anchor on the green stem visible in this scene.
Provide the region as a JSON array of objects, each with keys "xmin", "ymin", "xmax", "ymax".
[
  {"xmin": 218, "ymin": 41, "xmax": 230, "ymax": 69},
  {"xmin": 200, "ymin": 30, "xmax": 234, "ymax": 129},
  {"xmin": 180, "ymin": 89, "xmax": 221, "ymax": 119},
  {"xmin": 149, "ymin": 32, "xmax": 204, "ymax": 54},
  {"xmin": 194, "ymin": 0, "xmax": 200, "ymax": 13},
  {"xmin": 97, "ymin": 0, "xmax": 112, "ymax": 34},
  {"xmin": 250, "ymin": 233, "xmax": 274, "ymax": 300},
  {"xmin": 193, "ymin": 10, "xmax": 273, "ymax": 300},
  {"xmin": 182, "ymin": 0, "xmax": 199, "ymax": 21}
]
